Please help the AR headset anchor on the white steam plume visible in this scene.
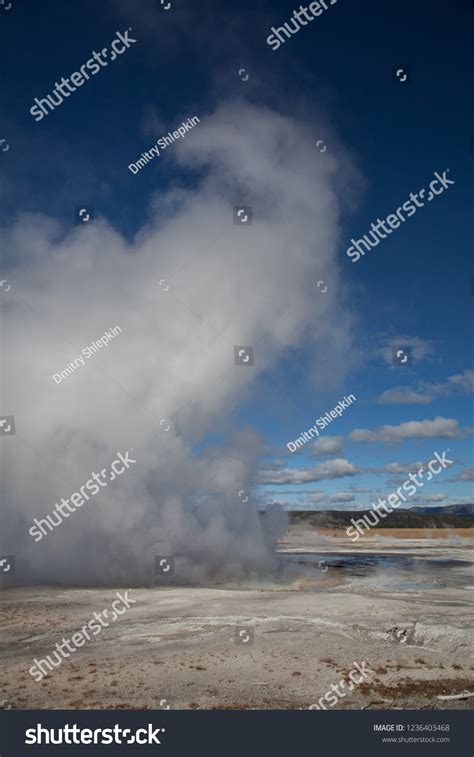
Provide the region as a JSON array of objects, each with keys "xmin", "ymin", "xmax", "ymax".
[{"xmin": 0, "ymin": 101, "xmax": 357, "ymax": 584}]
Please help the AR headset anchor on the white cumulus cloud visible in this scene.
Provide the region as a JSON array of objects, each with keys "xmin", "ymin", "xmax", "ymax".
[{"xmin": 349, "ymin": 417, "xmax": 468, "ymax": 443}]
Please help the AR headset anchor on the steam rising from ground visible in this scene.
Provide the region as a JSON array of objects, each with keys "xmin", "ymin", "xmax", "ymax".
[{"xmin": 1, "ymin": 101, "xmax": 356, "ymax": 584}]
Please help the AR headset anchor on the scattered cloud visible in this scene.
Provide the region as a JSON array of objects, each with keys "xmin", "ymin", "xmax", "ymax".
[
  {"xmin": 329, "ymin": 492, "xmax": 355, "ymax": 503},
  {"xmin": 310, "ymin": 435, "xmax": 343, "ymax": 456},
  {"xmin": 349, "ymin": 417, "xmax": 468, "ymax": 443},
  {"xmin": 258, "ymin": 458, "xmax": 360, "ymax": 485},
  {"xmin": 448, "ymin": 370, "xmax": 474, "ymax": 392},
  {"xmin": 308, "ymin": 492, "xmax": 326, "ymax": 502},
  {"xmin": 410, "ymin": 493, "xmax": 447, "ymax": 504},
  {"xmin": 375, "ymin": 461, "xmax": 424, "ymax": 474},
  {"xmin": 378, "ymin": 387, "xmax": 435, "ymax": 404},
  {"xmin": 307, "ymin": 491, "xmax": 355, "ymax": 504},
  {"xmin": 347, "ymin": 485, "xmax": 373, "ymax": 493},
  {"xmin": 378, "ymin": 335, "xmax": 435, "ymax": 368},
  {"xmin": 378, "ymin": 370, "xmax": 474, "ymax": 404},
  {"xmin": 452, "ymin": 465, "xmax": 474, "ymax": 482}
]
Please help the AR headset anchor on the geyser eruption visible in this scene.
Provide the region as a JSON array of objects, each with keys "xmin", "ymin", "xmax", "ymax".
[{"xmin": 0, "ymin": 100, "xmax": 356, "ymax": 584}]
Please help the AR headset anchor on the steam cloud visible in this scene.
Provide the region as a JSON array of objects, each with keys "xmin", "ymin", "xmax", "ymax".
[{"xmin": 1, "ymin": 101, "xmax": 356, "ymax": 584}]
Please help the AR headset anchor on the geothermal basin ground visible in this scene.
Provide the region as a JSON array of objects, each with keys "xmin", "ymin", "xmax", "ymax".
[{"xmin": 0, "ymin": 527, "xmax": 473, "ymax": 710}]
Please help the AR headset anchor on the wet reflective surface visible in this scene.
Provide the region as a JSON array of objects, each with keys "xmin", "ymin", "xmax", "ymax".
[{"xmin": 279, "ymin": 552, "xmax": 473, "ymax": 590}]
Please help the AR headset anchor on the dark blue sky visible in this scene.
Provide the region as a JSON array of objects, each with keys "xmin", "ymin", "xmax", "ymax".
[{"xmin": 1, "ymin": 0, "xmax": 472, "ymax": 509}]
